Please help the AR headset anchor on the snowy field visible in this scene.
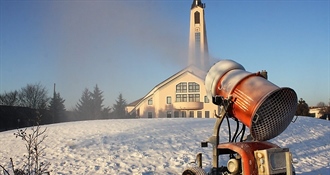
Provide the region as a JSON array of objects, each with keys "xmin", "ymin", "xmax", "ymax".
[{"xmin": 0, "ymin": 116, "xmax": 329, "ymax": 175}]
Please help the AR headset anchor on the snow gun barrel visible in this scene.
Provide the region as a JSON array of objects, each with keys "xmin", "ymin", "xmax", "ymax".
[{"xmin": 205, "ymin": 60, "xmax": 298, "ymax": 141}]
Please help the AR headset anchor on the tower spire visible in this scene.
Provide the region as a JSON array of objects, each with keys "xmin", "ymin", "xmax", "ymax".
[
  {"xmin": 191, "ymin": 0, "xmax": 204, "ymax": 9},
  {"xmin": 189, "ymin": 0, "xmax": 209, "ymax": 71}
]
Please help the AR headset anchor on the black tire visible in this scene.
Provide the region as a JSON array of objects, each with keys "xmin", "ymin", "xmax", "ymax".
[{"xmin": 182, "ymin": 167, "xmax": 207, "ymax": 175}]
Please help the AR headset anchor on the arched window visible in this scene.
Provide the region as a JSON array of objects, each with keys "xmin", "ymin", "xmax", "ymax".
[
  {"xmin": 194, "ymin": 12, "xmax": 200, "ymax": 24},
  {"xmin": 188, "ymin": 82, "xmax": 200, "ymax": 92},
  {"xmin": 176, "ymin": 82, "xmax": 187, "ymax": 93},
  {"xmin": 175, "ymin": 82, "xmax": 200, "ymax": 102}
]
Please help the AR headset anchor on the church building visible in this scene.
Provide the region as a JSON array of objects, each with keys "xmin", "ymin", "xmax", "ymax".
[{"xmin": 126, "ymin": 0, "xmax": 218, "ymax": 118}]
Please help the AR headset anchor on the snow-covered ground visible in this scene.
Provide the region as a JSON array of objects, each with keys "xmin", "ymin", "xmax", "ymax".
[{"xmin": 0, "ymin": 116, "xmax": 329, "ymax": 175}]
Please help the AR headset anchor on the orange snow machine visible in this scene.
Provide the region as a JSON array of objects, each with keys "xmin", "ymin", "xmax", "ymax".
[{"xmin": 182, "ymin": 60, "xmax": 297, "ymax": 175}]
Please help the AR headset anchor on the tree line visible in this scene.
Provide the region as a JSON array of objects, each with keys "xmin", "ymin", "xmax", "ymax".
[
  {"xmin": 0, "ymin": 83, "xmax": 132, "ymax": 130},
  {"xmin": 1, "ymin": 82, "xmax": 329, "ymax": 130},
  {"xmin": 295, "ymin": 98, "xmax": 330, "ymax": 119}
]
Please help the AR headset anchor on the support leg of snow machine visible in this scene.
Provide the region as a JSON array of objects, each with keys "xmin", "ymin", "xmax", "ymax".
[
  {"xmin": 182, "ymin": 153, "xmax": 206, "ymax": 175},
  {"xmin": 182, "ymin": 167, "xmax": 207, "ymax": 175}
]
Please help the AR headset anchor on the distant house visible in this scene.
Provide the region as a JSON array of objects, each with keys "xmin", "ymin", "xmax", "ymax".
[
  {"xmin": 126, "ymin": 66, "xmax": 218, "ymax": 118},
  {"xmin": 309, "ymin": 107, "xmax": 323, "ymax": 118},
  {"xmin": 309, "ymin": 106, "xmax": 330, "ymax": 119}
]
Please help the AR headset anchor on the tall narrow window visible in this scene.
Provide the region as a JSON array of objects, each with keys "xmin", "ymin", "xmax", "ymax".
[
  {"xmin": 167, "ymin": 111, "xmax": 172, "ymax": 118},
  {"xmin": 166, "ymin": 96, "xmax": 172, "ymax": 104},
  {"xmin": 195, "ymin": 32, "xmax": 201, "ymax": 57},
  {"xmin": 148, "ymin": 98, "xmax": 153, "ymax": 105},
  {"xmin": 189, "ymin": 94, "xmax": 194, "ymax": 102},
  {"xmin": 174, "ymin": 111, "xmax": 179, "ymax": 118},
  {"xmin": 195, "ymin": 33, "xmax": 201, "ymax": 44},
  {"xmin": 205, "ymin": 111, "xmax": 210, "ymax": 118},
  {"xmin": 181, "ymin": 111, "xmax": 186, "ymax": 118},
  {"xmin": 176, "ymin": 94, "xmax": 181, "ymax": 102},
  {"xmin": 197, "ymin": 111, "xmax": 202, "ymax": 118},
  {"xmin": 189, "ymin": 111, "xmax": 194, "ymax": 118},
  {"xmin": 194, "ymin": 12, "xmax": 200, "ymax": 24},
  {"xmin": 182, "ymin": 94, "xmax": 187, "ymax": 102},
  {"xmin": 204, "ymin": 96, "xmax": 209, "ymax": 103}
]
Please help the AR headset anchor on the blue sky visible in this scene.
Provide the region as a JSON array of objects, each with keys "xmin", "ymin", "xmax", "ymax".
[{"xmin": 0, "ymin": 0, "xmax": 329, "ymax": 109}]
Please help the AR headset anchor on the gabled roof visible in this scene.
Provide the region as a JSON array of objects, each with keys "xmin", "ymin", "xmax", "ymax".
[
  {"xmin": 127, "ymin": 65, "xmax": 206, "ymax": 109},
  {"xmin": 127, "ymin": 98, "xmax": 143, "ymax": 106}
]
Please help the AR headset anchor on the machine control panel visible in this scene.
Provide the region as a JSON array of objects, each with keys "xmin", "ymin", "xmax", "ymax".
[{"xmin": 254, "ymin": 148, "xmax": 292, "ymax": 175}]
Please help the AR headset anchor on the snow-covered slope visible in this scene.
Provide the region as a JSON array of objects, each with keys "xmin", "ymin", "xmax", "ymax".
[{"xmin": 0, "ymin": 117, "xmax": 329, "ymax": 175}]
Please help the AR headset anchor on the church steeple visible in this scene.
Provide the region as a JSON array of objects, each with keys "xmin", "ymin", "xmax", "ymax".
[
  {"xmin": 191, "ymin": 0, "xmax": 204, "ymax": 9},
  {"xmin": 189, "ymin": 0, "xmax": 209, "ymax": 71}
]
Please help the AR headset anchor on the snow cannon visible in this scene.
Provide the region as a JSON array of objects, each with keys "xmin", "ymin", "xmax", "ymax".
[
  {"xmin": 182, "ymin": 60, "xmax": 298, "ymax": 175},
  {"xmin": 204, "ymin": 59, "xmax": 297, "ymax": 141}
]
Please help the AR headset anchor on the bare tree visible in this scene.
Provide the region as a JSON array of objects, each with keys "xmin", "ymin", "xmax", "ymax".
[
  {"xmin": 317, "ymin": 102, "xmax": 326, "ymax": 107},
  {"xmin": 317, "ymin": 101, "xmax": 330, "ymax": 117},
  {"xmin": 19, "ymin": 83, "xmax": 49, "ymax": 110},
  {"xmin": 0, "ymin": 90, "xmax": 19, "ymax": 106}
]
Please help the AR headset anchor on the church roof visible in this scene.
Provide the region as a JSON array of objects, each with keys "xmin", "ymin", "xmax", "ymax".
[
  {"xmin": 127, "ymin": 65, "xmax": 206, "ymax": 108},
  {"xmin": 127, "ymin": 98, "xmax": 143, "ymax": 106}
]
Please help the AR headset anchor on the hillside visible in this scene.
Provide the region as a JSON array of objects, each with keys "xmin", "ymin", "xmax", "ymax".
[{"xmin": 0, "ymin": 117, "xmax": 329, "ymax": 175}]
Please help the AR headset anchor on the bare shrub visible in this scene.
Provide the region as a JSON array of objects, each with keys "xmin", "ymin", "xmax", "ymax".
[{"xmin": 0, "ymin": 119, "xmax": 50, "ymax": 175}]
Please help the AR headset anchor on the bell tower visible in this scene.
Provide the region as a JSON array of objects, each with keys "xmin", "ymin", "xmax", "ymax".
[{"xmin": 189, "ymin": 0, "xmax": 209, "ymax": 71}]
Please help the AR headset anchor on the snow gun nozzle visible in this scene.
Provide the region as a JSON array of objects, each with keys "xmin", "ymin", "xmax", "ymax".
[{"xmin": 205, "ymin": 59, "xmax": 297, "ymax": 141}]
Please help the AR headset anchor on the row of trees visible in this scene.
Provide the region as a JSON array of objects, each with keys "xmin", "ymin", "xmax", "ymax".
[
  {"xmin": 1, "ymin": 83, "xmax": 329, "ymax": 123},
  {"xmin": 0, "ymin": 83, "xmax": 131, "ymax": 124},
  {"xmin": 75, "ymin": 85, "xmax": 129, "ymax": 120},
  {"xmin": 0, "ymin": 83, "xmax": 49, "ymax": 109}
]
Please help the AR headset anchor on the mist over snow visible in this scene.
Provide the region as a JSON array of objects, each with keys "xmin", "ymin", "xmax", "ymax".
[
  {"xmin": 42, "ymin": 1, "xmax": 190, "ymax": 108},
  {"xmin": 0, "ymin": 117, "xmax": 329, "ymax": 175}
]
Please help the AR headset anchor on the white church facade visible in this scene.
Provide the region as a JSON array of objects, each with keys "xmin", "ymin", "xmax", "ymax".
[
  {"xmin": 126, "ymin": 0, "xmax": 218, "ymax": 118},
  {"xmin": 126, "ymin": 66, "xmax": 218, "ymax": 118}
]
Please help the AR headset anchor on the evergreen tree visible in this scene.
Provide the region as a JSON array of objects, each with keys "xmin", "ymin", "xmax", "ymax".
[
  {"xmin": 49, "ymin": 92, "xmax": 66, "ymax": 123},
  {"xmin": 112, "ymin": 93, "xmax": 128, "ymax": 119},
  {"xmin": 101, "ymin": 106, "xmax": 112, "ymax": 119},
  {"xmin": 91, "ymin": 84, "xmax": 104, "ymax": 119},
  {"xmin": 76, "ymin": 88, "xmax": 93, "ymax": 120},
  {"xmin": 75, "ymin": 85, "xmax": 110, "ymax": 120},
  {"xmin": 296, "ymin": 98, "xmax": 310, "ymax": 116}
]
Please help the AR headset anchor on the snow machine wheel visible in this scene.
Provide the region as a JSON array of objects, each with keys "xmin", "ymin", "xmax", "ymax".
[{"xmin": 182, "ymin": 167, "xmax": 207, "ymax": 175}]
